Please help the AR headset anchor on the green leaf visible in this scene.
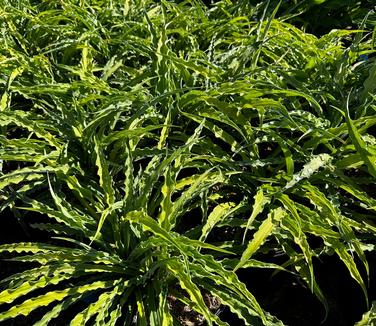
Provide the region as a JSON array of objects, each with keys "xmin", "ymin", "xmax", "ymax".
[
  {"xmin": 0, "ymin": 166, "xmax": 68, "ymax": 190},
  {"xmin": 342, "ymin": 99, "xmax": 376, "ymax": 178},
  {"xmin": 236, "ymin": 207, "xmax": 285, "ymax": 271},
  {"xmin": 355, "ymin": 302, "xmax": 376, "ymax": 326},
  {"xmin": 0, "ymin": 280, "xmax": 115, "ymax": 322},
  {"xmin": 70, "ymin": 281, "xmax": 126, "ymax": 326},
  {"xmin": 124, "ymin": 211, "xmax": 184, "ymax": 254},
  {"xmin": 284, "ymin": 154, "xmax": 332, "ymax": 190},
  {"xmin": 200, "ymin": 202, "xmax": 236, "ymax": 242},
  {"xmin": 242, "ymin": 188, "xmax": 271, "ymax": 244},
  {"xmin": 94, "ymin": 136, "xmax": 115, "ymax": 206},
  {"xmin": 165, "ymin": 259, "xmax": 214, "ymax": 325}
]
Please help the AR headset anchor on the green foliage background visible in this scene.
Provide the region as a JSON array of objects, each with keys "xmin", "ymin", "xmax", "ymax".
[{"xmin": 0, "ymin": 0, "xmax": 375, "ymax": 325}]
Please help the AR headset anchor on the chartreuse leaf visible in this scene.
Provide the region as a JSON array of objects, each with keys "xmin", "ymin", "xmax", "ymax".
[
  {"xmin": 0, "ymin": 280, "xmax": 114, "ymax": 322},
  {"xmin": 158, "ymin": 108, "xmax": 171, "ymax": 150},
  {"xmin": 147, "ymin": 281, "xmax": 162, "ymax": 326},
  {"xmin": 135, "ymin": 290, "xmax": 148, "ymax": 326},
  {"xmin": 201, "ymin": 280, "xmax": 253, "ymax": 323},
  {"xmin": 0, "ymin": 111, "xmax": 60, "ymax": 147},
  {"xmin": 327, "ymin": 237, "xmax": 369, "ymax": 307},
  {"xmin": 236, "ymin": 207, "xmax": 285, "ymax": 271},
  {"xmin": 102, "ymin": 125, "xmax": 165, "ymax": 146},
  {"xmin": 0, "ymin": 166, "xmax": 67, "ymax": 190},
  {"xmin": 355, "ymin": 301, "xmax": 376, "ymax": 326},
  {"xmin": 304, "ymin": 184, "xmax": 369, "ymax": 305},
  {"xmin": 294, "ymin": 260, "xmax": 329, "ymax": 318},
  {"xmin": 181, "ymin": 111, "xmax": 243, "ymax": 154},
  {"xmin": 274, "ymin": 133, "xmax": 294, "ymax": 177},
  {"xmin": 123, "ymin": 140, "xmax": 134, "ymax": 211},
  {"xmin": 70, "ymin": 280, "xmax": 126, "ymax": 326},
  {"xmin": 269, "ymin": 89, "xmax": 323, "ymax": 116},
  {"xmin": 178, "ymin": 237, "xmax": 234, "ymax": 255},
  {"xmin": 19, "ymin": 199, "xmax": 94, "ymax": 235},
  {"xmin": 1, "ymin": 263, "xmax": 124, "ymax": 290},
  {"xmin": 47, "ymin": 176, "xmax": 95, "ymax": 232},
  {"xmin": 277, "ymin": 194, "xmax": 315, "ymax": 291},
  {"xmin": 156, "ymin": 284, "xmax": 173, "ymax": 326},
  {"xmin": 168, "ymin": 169, "xmax": 228, "ymax": 230},
  {"xmin": 0, "ymin": 66, "xmax": 24, "ymax": 111},
  {"xmin": 124, "ymin": 210, "xmax": 184, "ymax": 253},
  {"xmin": 361, "ymin": 60, "xmax": 376, "ymax": 102},
  {"xmin": 198, "ymin": 278, "xmax": 282, "ymax": 326},
  {"xmin": 158, "ymin": 166, "xmax": 174, "ymax": 230},
  {"xmin": 327, "ymin": 172, "xmax": 376, "ymax": 211},
  {"xmin": 136, "ymin": 121, "xmax": 204, "ymax": 209},
  {"xmin": 165, "ymin": 258, "xmax": 215, "ymax": 326},
  {"xmin": 283, "ymin": 154, "xmax": 332, "ymax": 190},
  {"xmin": 200, "ymin": 202, "xmax": 236, "ymax": 242},
  {"xmin": 242, "ymin": 188, "xmax": 271, "ymax": 244},
  {"xmin": 34, "ymin": 293, "xmax": 86, "ymax": 326},
  {"xmin": 342, "ymin": 96, "xmax": 376, "ymax": 178},
  {"xmin": 94, "ymin": 286, "xmax": 125, "ymax": 326},
  {"xmin": 94, "ymin": 135, "xmax": 115, "ymax": 206},
  {"xmin": 0, "ymin": 242, "xmax": 122, "ymax": 265},
  {"xmin": 0, "ymin": 242, "xmax": 73, "ymax": 254},
  {"xmin": 185, "ymin": 249, "xmax": 268, "ymax": 325},
  {"xmin": 0, "ymin": 272, "xmax": 78, "ymax": 305},
  {"xmin": 91, "ymin": 200, "xmax": 123, "ymax": 245},
  {"xmin": 222, "ymin": 258, "xmax": 287, "ymax": 272},
  {"xmin": 103, "ymin": 286, "xmax": 134, "ymax": 326}
]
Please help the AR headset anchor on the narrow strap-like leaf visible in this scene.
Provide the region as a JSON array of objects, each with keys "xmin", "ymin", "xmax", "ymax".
[{"xmin": 236, "ymin": 207, "xmax": 285, "ymax": 271}]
